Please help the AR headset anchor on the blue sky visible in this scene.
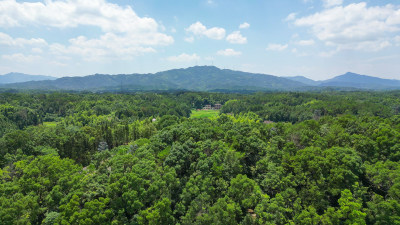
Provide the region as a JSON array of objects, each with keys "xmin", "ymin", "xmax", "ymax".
[{"xmin": 0, "ymin": 0, "xmax": 400, "ymax": 79}]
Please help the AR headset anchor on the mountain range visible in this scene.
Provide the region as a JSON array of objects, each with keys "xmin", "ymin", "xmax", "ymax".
[
  {"xmin": 0, "ymin": 72, "xmax": 56, "ymax": 84},
  {"xmin": 0, "ymin": 66, "xmax": 399, "ymax": 92}
]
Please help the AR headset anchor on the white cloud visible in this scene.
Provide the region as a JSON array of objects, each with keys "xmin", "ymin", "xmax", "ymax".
[
  {"xmin": 184, "ymin": 36, "xmax": 194, "ymax": 43},
  {"xmin": 319, "ymin": 49, "xmax": 338, "ymax": 57},
  {"xmin": 239, "ymin": 22, "xmax": 250, "ymax": 29},
  {"xmin": 332, "ymin": 40, "xmax": 392, "ymax": 52},
  {"xmin": 396, "ymin": 36, "xmax": 400, "ymax": 46},
  {"xmin": 285, "ymin": 13, "xmax": 297, "ymax": 21},
  {"xmin": 294, "ymin": 2, "xmax": 400, "ymax": 52},
  {"xmin": 297, "ymin": 39, "xmax": 315, "ymax": 46},
  {"xmin": 49, "ymin": 34, "xmax": 158, "ymax": 61},
  {"xmin": 0, "ymin": 0, "xmax": 173, "ymax": 60},
  {"xmin": 0, "ymin": 0, "xmax": 167, "ymax": 34},
  {"xmin": 167, "ymin": 53, "xmax": 200, "ymax": 62},
  {"xmin": 186, "ymin": 21, "xmax": 226, "ymax": 40},
  {"xmin": 31, "ymin": 47, "xmax": 43, "ymax": 53},
  {"xmin": 226, "ymin": 31, "xmax": 247, "ymax": 44},
  {"xmin": 0, "ymin": 32, "xmax": 47, "ymax": 47},
  {"xmin": 322, "ymin": 0, "xmax": 343, "ymax": 8},
  {"xmin": 266, "ymin": 44, "xmax": 288, "ymax": 51},
  {"xmin": 2, "ymin": 53, "xmax": 41, "ymax": 63},
  {"xmin": 217, "ymin": 48, "xmax": 241, "ymax": 56}
]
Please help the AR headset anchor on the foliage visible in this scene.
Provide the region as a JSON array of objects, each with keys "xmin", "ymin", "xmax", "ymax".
[{"xmin": 0, "ymin": 91, "xmax": 400, "ymax": 224}]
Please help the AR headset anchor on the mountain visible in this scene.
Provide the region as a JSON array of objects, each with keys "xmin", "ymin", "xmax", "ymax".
[
  {"xmin": 3, "ymin": 68, "xmax": 399, "ymax": 92},
  {"xmin": 284, "ymin": 76, "xmax": 321, "ymax": 86},
  {"xmin": 0, "ymin": 72, "xmax": 56, "ymax": 84},
  {"xmin": 319, "ymin": 72, "xmax": 400, "ymax": 89},
  {"xmin": 2, "ymin": 66, "xmax": 308, "ymax": 91}
]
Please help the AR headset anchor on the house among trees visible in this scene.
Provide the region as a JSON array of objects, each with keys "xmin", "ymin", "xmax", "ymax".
[
  {"xmin": 202, "ymin": 103, "xmax": 222, "ymax": 110},
  {"xmin": 203, "ymin": 105, "xmax": 212, "ymax": 110}
]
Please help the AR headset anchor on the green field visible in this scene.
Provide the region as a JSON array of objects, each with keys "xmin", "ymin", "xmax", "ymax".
[
  {"xmin": 190, "ymin": 110, "xmax": 220, "ymax": 118},
  {"xmin": 43, "ymin": 121, "xmax": 57, "ymax": 127}
]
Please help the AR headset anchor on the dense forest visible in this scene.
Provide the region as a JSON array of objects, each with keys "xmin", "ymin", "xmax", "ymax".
[{"xmin": 1, "ymin": 91, "xmax": 400, "ymax": 224}]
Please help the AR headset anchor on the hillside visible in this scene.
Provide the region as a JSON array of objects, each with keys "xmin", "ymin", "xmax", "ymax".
[
  {"xmin": 319, "ymin": 72, "xmax": 400, "ymax": 89},
  {"xmin": 0, "ymin": 72, "xmax": 56, "ymax": 84},
  {"xmin": 284, "ymin": 76, "xmax": 321, "ymax": 86},
  {"xmin": 2, "ymin": 66, "xmax": 307, "ymax": 91},
  {"xmin": 2, "ymin": 69, "xmax": 400, "ymax": 92}
]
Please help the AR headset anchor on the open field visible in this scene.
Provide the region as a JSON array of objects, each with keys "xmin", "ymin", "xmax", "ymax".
[
  {"xmin": 43, "ymin": 121, "xmax": 57, "ymax": 127},
  {"xmin": 190, "ymin": 110, "xmax": 220, "ymax": 119}
]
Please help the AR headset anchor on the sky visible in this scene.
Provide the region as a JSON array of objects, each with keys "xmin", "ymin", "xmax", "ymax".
[{"xmin": 0, "ymin": 0, "xmax": 400, "ymax": 80}]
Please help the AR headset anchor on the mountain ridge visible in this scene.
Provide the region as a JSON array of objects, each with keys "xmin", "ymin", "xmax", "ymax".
[
  {"xmin": 319, "ymin": 72, "xmax": 400, "ymax": 89},
  {"xmin": 1, "ymin": 67, "xmax": 399, "ymax": 92},
  {"xmin": 0, "ymin": 72, "xmax": 57, "ymax": 84},
  {"xmin": 1, "ymin": 66, "xmax": 308, "ymax": 91}
]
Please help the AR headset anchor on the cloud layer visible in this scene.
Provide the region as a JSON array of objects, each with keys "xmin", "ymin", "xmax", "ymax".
[
  {"xmin": 186, "ymin": 22, "xmax": 226, "ymax": 40},
  {"xmin": 294, "ymin": 2, "xmax": 400, "ymax": 52},
  {"xmin": 167, "ymin": 53, "xmax": 200, "ymax": 62},
  {"xmin": 217, "ymin": 48, "xmax": 241, "ymax": 56},
  {"xmin": 226, "ymin": 31, "xmax": 247, "ymax": 44},
  {"xmin": 266, "ymin": 44, "xmax": 288, "ymax": 51},
  {"xmin": 0, "ymin": 0, "xmax": 173, "ymax": 60}
]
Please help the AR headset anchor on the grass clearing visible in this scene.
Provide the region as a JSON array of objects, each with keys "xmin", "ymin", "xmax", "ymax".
[
  {"xmin": 43, "ymin": 122, "xmax": 57, "ymax": 127},
  {"xmin": 190, "ymin": 110, "xmax": 220, "ymax": 119}
]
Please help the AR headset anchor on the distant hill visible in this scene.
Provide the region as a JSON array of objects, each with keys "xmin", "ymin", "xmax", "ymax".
[
  {"xmin": 0, "ymin": 72, "xmax": 56, "ymax": 84},
  {"xmin": 284, "ymin": 76, "xmax": 321, "ymax": 86},
  {"xmin": 319, "ymin": 72, "xmax": 400, "ymax": 89},
  {"xmin": 2, "ymin": 68, "xmax": 400, "ymax": 92},
  {"xmin": 2, "ymin": 66, "xmax": 308, "ymax": 91}
]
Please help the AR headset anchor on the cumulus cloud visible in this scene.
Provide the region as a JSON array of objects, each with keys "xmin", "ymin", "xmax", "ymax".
[
  {"xmin": 0, "ymin": 32, "xmax": 47, "ymax": 47},
  {"xmin": 293, "ymin": 2, "xmax": 400, "ymax": 52},
  {"xmin": 0, "ymin": 0, "xmax": 173, "ymax": 60},
  {"xmin": 266, "ymin": 44, "xmax": 288, "ymax": 51},
  {"xmin": 167, "ymin": 53, "xmax": 200, "ymax": 62},
  {"xmin": 32, "ymin": 47, "xmax": 43, "ymax": 54},
  {"xmin": 322, "ymin": 0, "xmax": 343, "ymax": 8},
  {"xmin": 217, "ymin": 48, "xmax": 241, "ymax": 56},
  {"xmin": 49, "ymin": 34, "xmax": 159, "ymax": 61},
  {"xmin": 226, "ymin": 31, "xmax": 247, "ymax": 44},
  {"xmin": 0, "ymin": 0, "xmax": 167, "ymax": 34},
  {"xmin": 285, "ymin": 13, "xmax": 297, "ymax": 21},
  {"xmin": 297, "ymin": 39, "xmax": 315, "ymax": 46},
  {"xmin": 2, "ymin": 53, "xmax": 41, "ymax": 63},
  {"xmin": 239, "ymin": 22, "xmax": 250, "ymax": 29},
  {"xmin": 396, "ymin": 36, "xmax": 400, "ymax": 46},
  {"xmin": 186, "ymin": 22, "xmax": 226, "ymax": 40}
]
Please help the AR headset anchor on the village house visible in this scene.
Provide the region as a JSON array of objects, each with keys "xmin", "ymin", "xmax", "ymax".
[
  {"xmin": 202, "ymin": 103, "xmax": 222, "ymax": 110},
  {"xmin": 214, "ymin": 104, "xmax": 222, "ymax": 110},
  {"xmin": 203, "ymin": 105, "xmax": 212, "ymax": 110}
]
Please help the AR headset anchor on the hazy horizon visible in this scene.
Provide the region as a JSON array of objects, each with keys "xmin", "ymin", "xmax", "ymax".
[{"xmin": 1, "ymin": 65, "xmax": 394, "ymax": 82}]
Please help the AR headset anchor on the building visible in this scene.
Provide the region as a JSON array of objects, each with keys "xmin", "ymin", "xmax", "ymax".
[
  {"xmin": 203, "ymin": 105, "xmax": 212, "ymax": 110},
  {"xmin": 214, "ymin": 104, "xmax": 222, "ymax": 110}
]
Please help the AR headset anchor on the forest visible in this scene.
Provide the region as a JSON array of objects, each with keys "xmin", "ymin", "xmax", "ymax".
[{"xmin": 1, "ymin": 91, "xmax": 400, "ymax": 224}]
